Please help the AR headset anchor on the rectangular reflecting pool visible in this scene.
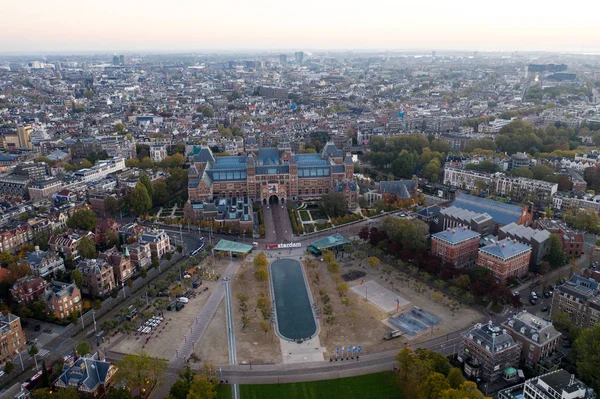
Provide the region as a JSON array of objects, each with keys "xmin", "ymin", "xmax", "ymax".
[{"xmin": 270, "ymin": 259, "xmax": 318, "ymax": 341}]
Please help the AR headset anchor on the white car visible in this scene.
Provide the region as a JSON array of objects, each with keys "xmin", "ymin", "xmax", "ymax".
[{"xmin": 177, "ymin": 297, "xmax": 189, "ymax": 304}]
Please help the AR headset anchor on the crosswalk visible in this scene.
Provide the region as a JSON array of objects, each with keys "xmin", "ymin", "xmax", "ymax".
[{"xmin": 37, "ymin": 349, "xmax": 50, "ymax": 357}]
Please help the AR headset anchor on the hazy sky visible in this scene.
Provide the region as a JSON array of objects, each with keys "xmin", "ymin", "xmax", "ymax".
[{"xmin": 2, "ymin": 0, "xmax": 599, "ymax": 53}]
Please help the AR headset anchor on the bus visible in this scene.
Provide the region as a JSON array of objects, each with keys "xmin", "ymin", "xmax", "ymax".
[{"xmin": 189, "ymin": 237, "xmax": 205, "ymax": 256}]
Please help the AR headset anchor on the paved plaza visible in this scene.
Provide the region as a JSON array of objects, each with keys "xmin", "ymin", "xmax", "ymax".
[{"xmin": 351, "ymin": 280, "xmax": 411, "ymax": 313}]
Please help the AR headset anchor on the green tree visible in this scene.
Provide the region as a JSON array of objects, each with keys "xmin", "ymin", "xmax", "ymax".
[
  {"xmin": 455, "ymin": 274, "xmax": 471, "ymax": 290},
  {"xmin": 71, "ymin": 269, "xmax": 83, "ymax": 288},
  {"xmin": 167, "ymin": 365, "xmax": 195, "ymax": 399},
  {"xmin": 423, "ymin": 158, "xmax": 442, "ymax": 183},
  {"xmin": 0, "ymin": 251, "xmax": 15, "ymax": 267},
  {"xmin": 115, "ymin": 351, "xmax": 167, "ymax": 395},
  {"xmin": 253, "ymin": 252, "xmax": 268, "ymax": 269},
  {"xmin": 187, "ymin": 375, "xmax": 217, "ymax": 399},
  {"xmin": 319, "ymin": 192, "xmax": 349, "ymax": 218},
  {"xmin": 546, "ymin": 234, "xmax": 566, "ymax": 268},
  {"xmin": 3, "ymin": 360, "xmax": 14, "ymax": 374},
  {"xmin": 67, "ymin": 209, "xmax": 98, "ymax": 231},
  {"xmin": 108, "ymin": 388, "xmax": 134, "ymax": 399},
  {"xmin": 420, "ymin": 372, "xmax": 451, "ymax": 399},
  {"xmin": 447, "ymin": 367, "xmax": 465, "ymax": 389},
  {"xmin": 80, "ymin": 159, "xmax": 93, "ymax": 169},
  {"xmin": 125, "ymin": 182, "xmax": 152, "ymax": 216},
  {"xmin": 77, "ymin": 236, "xmax": 97, "ymax": 259},
  {"xmin": 32, "ymin": 388, "xmax": 79, "ymax": 399},
  {"xmin": 153, "ymin": 181, "xmax": 170, "ymax": 207},
  {"xmin": 139, "ymin": 174, "xmax": 154, "ymax": 199},
  {"xmin": 326, "ymin": 262, "xmax": 340, "ymax": 273},
  {"xmin": 105, "ymin": 196, "xmax": 120, "ymax": 217},
  {"xmin": 575, "ymin": 323, "xmax": 600, "ymax": 393},
  {"xmin": 76, "ymin": 341, "xmax": 91, "ymax": 357}
]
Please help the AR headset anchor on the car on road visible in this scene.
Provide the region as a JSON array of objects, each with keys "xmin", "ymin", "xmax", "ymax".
[
  {"xmin": 43, "ymin": 328, "xmax": 52, "ymax": 333},
  {"xmin": 541, "ymin": 305, "xmax": 550, "ymax": 312},
  {"xmin": 512, "ymin": 291, "xmax": 519, "ymax": 296},
  {"xmin": 544, "ymin": 290, "xmax": 553, "ymax": 298},
  {"xmin": 177, "ymin": 297, "xmax": 189, "ymax": 304},
  {"xmin": 0, "ymin": 370, "xmax": 5, "ymax": 377},
  {"xmin": 529, "ymin": 298, "xmax": 537, "ymax": 305}
]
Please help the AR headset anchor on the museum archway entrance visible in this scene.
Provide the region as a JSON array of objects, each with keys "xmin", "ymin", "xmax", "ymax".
[{"xmin": 268, "ymin": 195, "xmax": 279, "ymax": 204}]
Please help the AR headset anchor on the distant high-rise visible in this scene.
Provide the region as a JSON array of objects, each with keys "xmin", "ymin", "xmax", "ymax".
[
  {"xmin": 119, "ymin": 54, "xmax": 125, "ymax": 65},
  {"xmin": 112, "ymin": 55, "xmax": 120, "ymax": 65},
  {"xmin": 295, "ymin": 51, "xmax": 305, "ymax": 64},
  {"xmin": 112, "ymin": 54, "xmax": 125, "ymax": 66},
  {"xmin": 279, "ymin": 54, "xmax": 287, "ymax": 65}
]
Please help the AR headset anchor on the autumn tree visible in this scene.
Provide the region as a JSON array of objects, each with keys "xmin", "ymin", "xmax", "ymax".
[
  {"xmin": 367, "ymin": 256, "xmax": 380, "ymax": 270},
  {"xmin": 77, "ymin": 236, "xmax": 97, "ymax": 259},
  {"xmin": 115, "ymin": 351, "xmax": 167, "ymax": 395}
]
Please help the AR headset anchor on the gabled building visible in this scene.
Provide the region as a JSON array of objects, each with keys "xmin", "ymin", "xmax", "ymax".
[
  {"xmin": 10, "ymin": 276, "xmax": 48, "ymax": 304},
  {"xmin": 76, "ymin": 259, "xmax": 116, "ymax": 297},
  {"xmin": 99, "ymin": 247, "xmax": 134, "ymax": 284},
  {"xmin": 125, "ymin": 242, "xmax": 151, "ymax": 270},
  {"xmin": 48, "ymin": 233, "xmax": 82, "ymax": 258},
  {"xmin": 23, "ymin": 249, "xmax": 65, "ymax": 277},
  {"xmin": 502, "ymin": 311, "xmax": 561, "ymax": 368},
  {"xmin": 44, "ymin": 281, "xmax": 82, "ymax": 320},
  {"xmin": 550, "ymin": 275, "xmax": 600, "ymax": 329},
  {"xmin": 54, "ymin": 353, "xmax": 117, "ymax": 399},
  {"xmin": 140, "ymin": 229, "xmax": 170, "ymax": 259}
]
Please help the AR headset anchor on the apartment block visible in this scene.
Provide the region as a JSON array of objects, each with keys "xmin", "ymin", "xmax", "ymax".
[
  {"xmin": 44, "ymin": 282, "xmax": 82, "ymax": 320},
  {"xmin": 0, "ymin": 313, "xmax": 25, "ymax": 364},
  {"xmin": 498, "ymin": 369, "xmax": 595, "ymax": 399},
  {"xmin": 477, "ymin": 239, "xmax": 531, "ymax": 282},
  {"xmin": 550, "ymin": 275, "xmax": 600, "ymax": 329},
  {"xmin": 77, "ymin": 259, "xmax": 116, "ymax": 297},
  {"xmin": 431, "ymin": 227, "xmax": 481, "ymax": 268}
]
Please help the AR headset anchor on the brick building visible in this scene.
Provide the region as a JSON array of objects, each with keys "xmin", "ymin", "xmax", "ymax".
[
  {"xmin": 44, "ymin": 282, "xmax": 82, "ymax": 320},
  {"xmin": 460, "ymin": 322, "xmax": 522, "ymax": 383},
  {"xmin": 99, "ymin": 247, "xmax": 134, "ymax": 285},
  {"xmin": 536, "ymin": 219, "xmax": 584, "ymax": 258},
  {"xmin": 431, "ymin": 227, "xmax": 481, "ymax": 268},
  {"xmin": 0, "ymin": 313, "xmax": 25, "ymax": 364},
  {"xmin": 76, "ymin": 259, "xmax": 116, "ymax": 297},
  {"xmin": 502, "ymin": 311, "xmax": 561, "ymax": 368},
  {"xmin": 10, "ymin": 276, "xmax": 48, "ymax": 304},
  {"xmin": 125, "ymin": 242, "xmax": 151, "ymax": 270},
  {"xmin": 477, "ymin": 238, "xmax": 531, "ymax": 282},
  {"xmin": 139, "ymin": 229, "xmax": 170, "ymax": 259},
  {"xmin": 187, "ymin": 143, "xmax": 354, "ymax": 207},
  {"xmin": 550, "ymin": 275, "xmax": 600, "ymax": 329}
]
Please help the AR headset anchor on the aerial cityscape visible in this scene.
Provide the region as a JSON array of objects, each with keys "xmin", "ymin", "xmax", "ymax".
[{"xmin": 1, "ymin": 3, "xmax": 600, "ymax": 399}]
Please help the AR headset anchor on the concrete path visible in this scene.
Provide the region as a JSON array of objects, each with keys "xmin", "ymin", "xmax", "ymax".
[{"xmin": 224, "ymin": 279, "xmax": 240, "ymax": 399}]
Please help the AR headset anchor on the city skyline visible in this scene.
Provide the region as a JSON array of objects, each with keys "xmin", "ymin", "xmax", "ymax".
[{"xmin": 2, "ymin": 0, "xmax": 599, "ymax": 53}]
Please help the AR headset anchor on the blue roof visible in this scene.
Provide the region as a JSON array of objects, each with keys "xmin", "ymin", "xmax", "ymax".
[
  {"xmin": 571, "ymin": 274, "xmax": 600, "ymax": 291},
  {"xmin": 433, "ymin": 228, "xmax": 480, "ymax": 243},
  {"xmin": 311, "ymin": 233, "xmax": 350, "ymax": 249},
  {"xmin": 296, "ymin": 153, "xmax": 327, "ymax": 166},
  {"xmin": 257, "ymin": 148, "xmax": 280, "ymax": 165},
  {"xmin": 451, "ymin": 193, "xmax": 523, "ymax": 225},
  {"xmin": 480, "ymin": 238, "xmax": 531, "ymax": 259},
  {"xmin": 212, "ymin": 156, "xmax": 247, "ymax": 170}
]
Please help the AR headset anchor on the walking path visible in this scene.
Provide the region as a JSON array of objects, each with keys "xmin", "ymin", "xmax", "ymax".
[
  {"xmin": 224, "ymin": 279, "xmax": 240, "ymax": 399},
  {"xmin": 169, "ymin": 260, "xmax": 240, "ymax": 369}
]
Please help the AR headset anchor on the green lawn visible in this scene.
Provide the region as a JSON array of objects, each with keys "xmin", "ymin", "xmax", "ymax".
[
  {"xmin": 299, "ymin": 210, "xmax": 311, "ymax": 221},
  {"xmin": 237, "ymin": 372, "xmax": 403, "ymax": 399},
  {"xmin": 215, "ymin": 384, "xmax": 232, "ymax": 399}
]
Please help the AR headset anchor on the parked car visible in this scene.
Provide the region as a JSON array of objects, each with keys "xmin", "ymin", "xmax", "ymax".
[
  {"xmin": 529, "ymin": 298, "xmax": 537, "ymax": 305},
  {"xmin": 175, "ymin": 302, "xmax": 185, "ymax": 311},
  {"xmin": 44, "ymin": 328, "xmax": 52, "ymax": 333},
  {"xmin": 541, "ymin": 305, "xmax": 550, "ymax": 312},
  {"xmin": 177, "ymin": 297, "xmax": 189, "ymax": 304}
]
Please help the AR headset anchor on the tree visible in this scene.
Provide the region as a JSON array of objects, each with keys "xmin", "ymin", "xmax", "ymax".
[
  {"xmin": 327, "ymin": 262, "xmax": 340, "ymax": 274},
  {"xmin": 546, "ymin": 234, "xmax": 566, "ymax": 268},
  {"xmin": 319, "ymin": 192, "xmax": 349, "ymax": 218},
  {"xmin": 323, "ymin": 250, "xmax": 335, "ymax": 264},
  {"xmin": 575, "ymin": 323, "xmax": 600, "ymax": 393},
  {"xmin": 423, "ymin": 159, "xmax": 442, "ymax": 183},
  {"xmin": 455, "ymin": 274, "xmax": 471, "ymax": 290},
  {"xmin": 67, "ymin": 209, "xmax": 98, "ymax": 231},
  {"xmin": 167, "ymin": 366, "xmax": 195, "ymax": 399},
  {"xmin": 76, "ymin": 341, "xmax": 91, "ymax": 357},
  {"xmin": 187, "ymin": 376, "xmax": 217, "ymax": 399},
  {"xmin": 367, "ymin": 257, "xmax": 381, "ymax": 270},
  {"xmin": 115, "ymin": 351, "xmax": 167, "ymax": 395},
  {"xmin": 80, "ymin": 159, "xmax": 93, "ymax": 169},
  {"xmin": 125, "ymin": 182, "xmax": 152, "ymax": 216},
  {"xmin": 420, "ymin": 372, "xmax": 451, "ymax": 399},
  {"xmin": 0, "ymin": 251, "xmax": 15, "ymax": 267},
  {"xmin": 253, "ymin": 252, "xmax": 268, "ymax": 269},
  {"xmin": 254, "ymin": 267, "xmax": 268, "ymax": 282},
  {"xmin": 139, "ymin": 174, "xmax": 154, "ymax": 199},
  {"xmin": 447, "ymin": 368, "xmax": 464, "ymax": 389},
  {"xmin": 77, "ymin": 236, "xmax": 97, "ymax": 259},
  {"xmin": 29, "ymin": 343, "xmax": 39, "ymax": 358},
  {"xmin": 259, "ymin": 321, "xmax": 269, "ymax": 336},
  {"xmin": 336, "ymin": 283, "xmax": 349, "ymax": 297},
  {"xmin": 108, "ymin": 388, "xmax": 134, "ymax": 399},
  {"xmin": 552, "ymin": 312, "xmax": 581, "ymax": 341},
  {"xmin": 8, "ymin": 262, "xmax": 31, "ymax": 279},
  {"xmin": 153, "ymin": 181, "xmax": 170, "ymax": 207},
  {"xmin": 4, "ymin": 360, "xmax": 14, "ymax": 374},
  {"xmin": 32, "ymin": 388, "xmax": 79, "ymax": 399},
  {"xmin": 105, "ymin": 196, "xmax": 120, "ymax": 217}
]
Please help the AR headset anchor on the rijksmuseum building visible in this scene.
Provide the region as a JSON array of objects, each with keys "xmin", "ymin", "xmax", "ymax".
[{"xmin": 184, "ymin": 142, "xmax": 358, "ymax": 225}]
